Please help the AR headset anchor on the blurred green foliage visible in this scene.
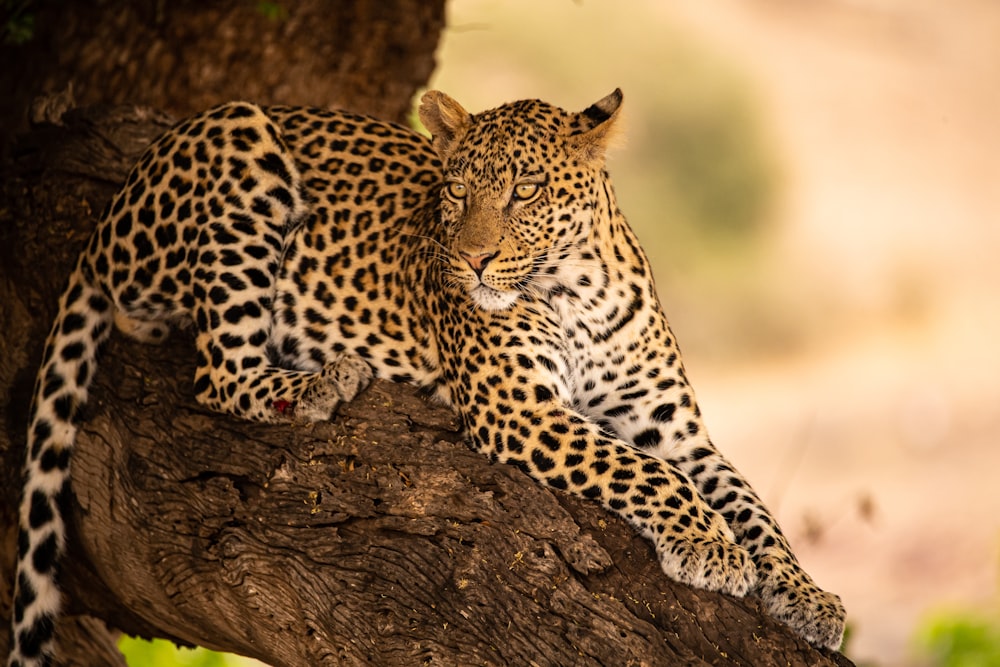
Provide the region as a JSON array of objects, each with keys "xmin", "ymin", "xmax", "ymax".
[
  {"xmin": 118, "ymin": 636, "xmax": 264, "ymax": 667},
  {"xmin": 915, "ymin": 611, "xmax": 1000, "ymax": 667},
  {"xmin": 255, "ymin": 1, "xmax": 287, "ymax": 22},
  {"xmin": 632, "ymin": 84, "xmax": 775, "ymax": 253},
  {"xmin": 2, "ymin": 0, "xmax": 36, "ymax": 44}
]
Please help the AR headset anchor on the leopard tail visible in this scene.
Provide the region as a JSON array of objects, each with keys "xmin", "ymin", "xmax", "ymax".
[{"xmin": 8, "ymin": 261, "xmax": 113, "ymax": 667}]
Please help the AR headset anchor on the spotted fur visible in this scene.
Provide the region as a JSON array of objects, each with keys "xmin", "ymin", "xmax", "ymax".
[{"xmin": 9, "ymin": 91, "xmax": 845, "ymax": 665}]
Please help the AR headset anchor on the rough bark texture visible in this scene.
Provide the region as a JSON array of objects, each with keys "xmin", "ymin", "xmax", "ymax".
[
  {"xmin": 0, "ymin": 106, "xmax": 855, "ymax": 666},
  {"xmin": 0, "ymin": 0, "xmax": 445, "ymax": 148}
]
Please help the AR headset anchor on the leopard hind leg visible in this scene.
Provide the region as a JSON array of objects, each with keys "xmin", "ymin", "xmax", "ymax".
[{"xmin": 181, "ymin": 126, "xmax": 371, "ymax": 422}]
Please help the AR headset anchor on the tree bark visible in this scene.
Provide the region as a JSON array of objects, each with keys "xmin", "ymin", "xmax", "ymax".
[
  {"xmin": 0, "ymin": 106, "xmax": 855, "ymax": 666},
  {"xmin": 0, "ymin": 0, "xmax": 445, "ymax": 147}
]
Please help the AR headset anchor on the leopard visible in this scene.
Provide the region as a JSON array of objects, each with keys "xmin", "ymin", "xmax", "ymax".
[{"xmin": 8, "ymin": 89, "xmax": 846, "ymax": 666}]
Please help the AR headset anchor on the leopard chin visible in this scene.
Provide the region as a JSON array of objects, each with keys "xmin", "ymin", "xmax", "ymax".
[{"xmin": 469, "ymin": 284, "xmax": 521, "ymax": 311}]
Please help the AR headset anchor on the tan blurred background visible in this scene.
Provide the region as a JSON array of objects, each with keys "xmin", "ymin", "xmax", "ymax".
[{"xmin": 430, "ymin": 1, "xmax": 1000, "ymax": 665}]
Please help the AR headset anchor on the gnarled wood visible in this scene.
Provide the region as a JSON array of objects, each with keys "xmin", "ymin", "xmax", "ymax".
[{"xmin": 0, "ymin": 107, "xmax": 854, "ymax": 666}]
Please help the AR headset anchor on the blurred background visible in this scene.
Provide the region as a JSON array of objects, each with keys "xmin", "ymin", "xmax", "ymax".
[
  {"xmin": 11, "ymin": 0, "xmax": 997, "ymax": 664},
  {"xmin": 429, "ymin": 1, "xmax": 1000, "ymax": 665}
]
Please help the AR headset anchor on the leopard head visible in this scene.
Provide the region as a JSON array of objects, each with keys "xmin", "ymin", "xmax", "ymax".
[{"xmin": 419, "ymin": 89, "xmax": 623, "ymax": 311}]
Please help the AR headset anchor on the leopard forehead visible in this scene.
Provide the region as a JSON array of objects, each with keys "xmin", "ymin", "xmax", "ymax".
[{"xmin": 444, "ymin": 99, "xmax": 580, "ymax": 177}]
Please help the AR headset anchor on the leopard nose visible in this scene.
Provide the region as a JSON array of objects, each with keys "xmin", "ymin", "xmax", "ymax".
[{"xmin": 459, "ymin": 250, "xmax": 499, "ymax": 277}]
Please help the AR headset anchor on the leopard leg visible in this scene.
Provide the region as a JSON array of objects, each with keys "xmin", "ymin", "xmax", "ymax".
[
  {"xmin": 188, "ymin": 251, "xmax": 373, "ymax": 423},
  {"xmin": 445, "ymin": 333, "xmax": 757, "ymax": 598},
  {"xmin": 579, "ymin": 337, "xmax": 845, "ymax": 650},
  {"xmin": 158, "ymin": 105, "xmax": 373, "ymax": 423},
  {"xmin": 664, "ymin": 439, "xmax": 846, "ymax": 650}
]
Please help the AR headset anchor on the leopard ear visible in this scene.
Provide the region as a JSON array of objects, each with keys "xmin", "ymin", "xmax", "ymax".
[
  {"xmin": 567, "ymin": 88, "xmax": 624, "ymax": 164},
  {"xmin": 419, "ymin": 90, "xmax": 472, "ymax": 160}
]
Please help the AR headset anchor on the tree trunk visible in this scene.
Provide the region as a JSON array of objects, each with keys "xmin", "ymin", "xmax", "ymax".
[
  {"xmin": 0, "ymin": 103, "xmax": 856, "ymax": 666},
  {"xmin": 0, "ymin": 0, "xmax": 445, "ymax": 147}
]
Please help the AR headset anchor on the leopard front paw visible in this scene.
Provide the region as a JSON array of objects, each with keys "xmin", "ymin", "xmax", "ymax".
[
  {"xmin": 656, "ymin": 534, "xmax": 757, "ymax": 598},
  {"xmin": 295, "ymin": 354, "xmax": 374, "ymax": 422},
  {"xmin": 755, "ymin": 554, "xmax": 846, "ymax": 651}
]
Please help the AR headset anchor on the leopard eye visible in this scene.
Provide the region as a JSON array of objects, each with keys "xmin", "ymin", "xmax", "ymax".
[
  {"xmin": 446, "ymin": 181, "xmax": 467, "ymax": 200},
  {"xmin": 512, "ymin": 182, "xmax": 541, "ymax": 202}
]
